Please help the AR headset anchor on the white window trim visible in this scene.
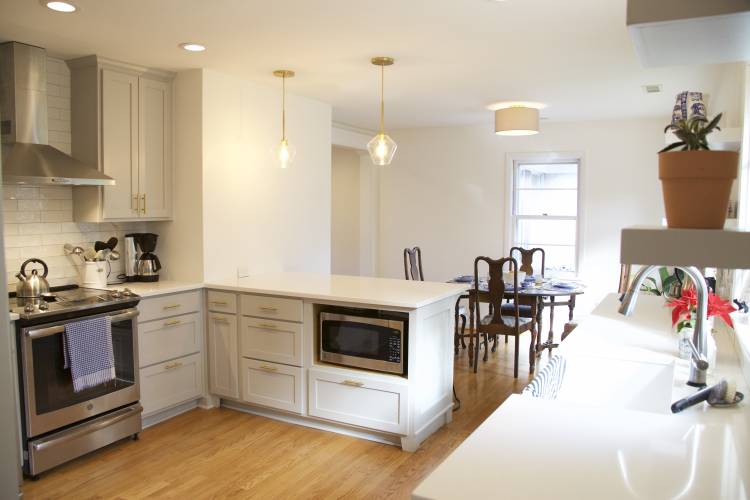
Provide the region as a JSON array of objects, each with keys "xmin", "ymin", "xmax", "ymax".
[{"xmin": 504, "ymin": 151, "xmax": 586, "ymax": 276}]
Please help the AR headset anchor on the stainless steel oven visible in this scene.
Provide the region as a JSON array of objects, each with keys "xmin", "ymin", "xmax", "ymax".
[
  {"xmin": 15, "ymin": 299, "xmax": 142, "ymax": 477},
  {"xmin": 319, "ymin": 308, "xmax": 407, "ymax": 375}
]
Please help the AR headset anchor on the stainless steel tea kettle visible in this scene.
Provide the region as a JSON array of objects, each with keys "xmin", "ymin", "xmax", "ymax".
[{"xmin": 16, "ymin": 258, "xmax": 50, "ymax": 298}]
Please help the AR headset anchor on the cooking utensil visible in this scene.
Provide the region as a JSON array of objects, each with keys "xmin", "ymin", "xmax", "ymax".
[
  {"xmin": 94, "ymin": 241, "xmax": 109, "ymax": 252},
  {"xmin": 106, "ymin": 237, "xmax": 118, "ymax": 250},
  {"xmin": 83, "ymin": 247, "xmax": 97, "ymax": 262},
  {"xmin": 16, "ymin": 258, "xmax": 50, "ymax": 298},
  {"xmin": 108, "ymin": 250, "xmax": 121, "ymax": 261}
]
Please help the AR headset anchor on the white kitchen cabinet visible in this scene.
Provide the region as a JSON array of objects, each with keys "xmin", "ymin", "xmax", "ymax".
[
  {"xmin": 240, "ymin": 358, "xmax": 302, "ymax": 414},
  {"xmin": 207, "ymin": 312, "xmax": 239, "ymax": 399},
  {"xmin": 137, "ymin": 290, "xmax": 202, "ymax": 323},
  {"xmin": 308, "ymin": 368, "xmax": 408, "ymax": 434},
  {"xmin": 68, "ymin": 55, "xmax": 174, "ymax": 222},
  {"xmin": 240, "ymin": 294, "xmax": 303, "ymax": 323},
  {"xmin": 240, "ymin": 317, "xmax": 303, "ymax": 367},
  {"xmin": 138, "ymin": 312, "xmax": 201, "ymax": 368},
  {"xmin": 140, "ymin": 353, "xmax": 203, "ymax": 416}
]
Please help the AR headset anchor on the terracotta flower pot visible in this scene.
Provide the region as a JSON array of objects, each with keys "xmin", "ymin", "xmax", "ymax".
[{"xmin": 658, "ymin": 150, "xmax": 738, "ymax": 229}]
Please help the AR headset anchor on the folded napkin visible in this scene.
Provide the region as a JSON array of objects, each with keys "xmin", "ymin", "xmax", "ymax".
[{"xmin": 63, "ymin": 316, "xmax": 116, "ymax": 392}]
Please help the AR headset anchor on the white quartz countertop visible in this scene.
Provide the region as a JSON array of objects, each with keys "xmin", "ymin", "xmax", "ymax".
[
  {"xmin": 205, "ymin": 272, "xmax": 468, "ymax": 309},
  {"xmin": 96, "ymin": 280, "xmax": 204, "ymax": 298},
  {"xmin": 413, "ymin": 293, "xmax": 750, "ymax": 499}
]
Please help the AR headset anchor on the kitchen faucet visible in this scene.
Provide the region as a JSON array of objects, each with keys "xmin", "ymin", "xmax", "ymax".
[{"xmin": 619, "ymin": 265, "xmax": 709, "ymax": 387}]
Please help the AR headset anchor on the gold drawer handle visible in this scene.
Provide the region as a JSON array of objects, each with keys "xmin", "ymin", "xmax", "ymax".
[
  {"xmin": 210, "ymin": 300, "xmax": 228, "ymax": 306},
  {"xmin": 165, "ymin": 361, "xmax": 182, "ymax": 370},
  {"xmin": 141, "ymin": 193, "xmax": 146, "ymax": 215},
  {"xmin": 341, "ymin": 380, "xmax": 363, "ymax": 387},
  {"xmin": 258, "ymin": 323, "xmax": 278, "ymax": 330},
  {"xmin": 259, "ymin": 306, "xmax": 278, "ymax": 312},
  {"xmin": 214, "ymin": 317, "xmax": 230, "ymax": 324},
  {"xmin": 163, "ymin": 319, "xmax": 181, "ymax": 327},
  {"xmin": 163, "ymin": 304, "xmax": 182, "ymax": 310},
  {"xmin": 258, "ymin": 365, "xmax": 278, "ymax": 372}
]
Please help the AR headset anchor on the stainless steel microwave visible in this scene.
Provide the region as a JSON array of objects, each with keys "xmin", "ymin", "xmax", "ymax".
[{"xmin": 319, "ymin": 309, "xmax": 407, "ymax": 375}]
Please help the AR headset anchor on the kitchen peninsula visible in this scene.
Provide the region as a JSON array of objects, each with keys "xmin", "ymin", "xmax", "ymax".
[{"xmin": 203, "ymin": 273, "xmax": 467, "ymax": 451}]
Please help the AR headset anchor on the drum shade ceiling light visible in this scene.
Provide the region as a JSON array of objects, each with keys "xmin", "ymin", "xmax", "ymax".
[
  {"xmin": 488, "ymin": 102, "xmax": 547, "ymax": 136},
  {"xmin": 273, "ymin": 70, "xmax": 296, "ymax": 168},
  {"xmin": 367, "ymin": 57, "xmax": 398, "ymax": 166}
]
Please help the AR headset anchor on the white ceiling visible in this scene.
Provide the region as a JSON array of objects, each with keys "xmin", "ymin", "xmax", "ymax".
[{"xmin": 0, "ymin": 0, "xmax": 734, "ymax": 129}]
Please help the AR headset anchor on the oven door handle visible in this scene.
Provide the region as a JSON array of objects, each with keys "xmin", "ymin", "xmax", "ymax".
[
  {"xmin": 31, "ymin": 404, "xmax": 143, "ymax": 452},
  {"xmin": 25, "ymin": 308, "xmax": 140, "ymax": 339}
]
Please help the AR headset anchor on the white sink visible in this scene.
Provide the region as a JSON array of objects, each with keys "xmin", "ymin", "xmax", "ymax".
[{"xmin": 528, "ymin": 354, "xmax": 676, "ymax": 414}]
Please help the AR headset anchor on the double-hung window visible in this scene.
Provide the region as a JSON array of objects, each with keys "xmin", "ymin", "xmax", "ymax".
[{"xmin": 508, "ymin": 156, "xmax": 581, "ymax": 277}]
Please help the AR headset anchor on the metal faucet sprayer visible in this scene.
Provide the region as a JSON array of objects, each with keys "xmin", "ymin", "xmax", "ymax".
[{"xmin": 619, "ymin": 265, "xmax": 709, "ymax": 387}]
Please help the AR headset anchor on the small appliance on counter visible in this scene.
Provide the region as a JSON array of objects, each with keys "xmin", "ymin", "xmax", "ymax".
[{"xmin": 124, "ymin": 232, "xmax": 161, "ymax": 282}]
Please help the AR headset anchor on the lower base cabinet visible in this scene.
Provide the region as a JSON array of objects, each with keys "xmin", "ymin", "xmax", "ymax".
[
  {"xmin": 307, "ymin": 369, "xmax": 408, "ymax": 435},
  {"xmin": 140, "ymin": 352, "xmax": 203, "ymax": 416},
  {"xmin": 240, "ymin": 358, "xmax": 302, "ymax": 414}
]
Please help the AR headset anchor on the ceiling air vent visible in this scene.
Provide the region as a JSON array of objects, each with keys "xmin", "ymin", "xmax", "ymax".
[{"xmin": 643, "ymin": 84, "xmax": 662, "ymax": 94}]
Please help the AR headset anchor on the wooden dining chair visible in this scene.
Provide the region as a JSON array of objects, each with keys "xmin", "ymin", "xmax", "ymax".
[
  {"xmin": 472, "ymin": 256, "xmax": 535, "ymax": 377},
  {"xmin": 403, "ymin": 247, "xmax": 468, "ymax": 354},
  {"xmin": 509, "ymin": 246, "xmax": 546, "ymax": 277}
]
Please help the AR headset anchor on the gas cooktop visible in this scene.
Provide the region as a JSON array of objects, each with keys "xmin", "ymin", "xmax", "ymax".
[{"xmin": 9, "ymin": 285, "xmax": 140, "ymax": 321}]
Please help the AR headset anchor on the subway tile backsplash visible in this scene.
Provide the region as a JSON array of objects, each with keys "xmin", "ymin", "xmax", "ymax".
[
  {"xmin": 2, "ymin": 57, "xmax": 155, "ymax": 291},
  {"xmin": 3, "ymin": 185, "xmax": 152, "ymax": 290}
]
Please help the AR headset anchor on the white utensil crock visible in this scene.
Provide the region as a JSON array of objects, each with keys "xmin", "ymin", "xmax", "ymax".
[{"xmin": 80, "ymin": 261, "xmax": 110, "ymax": 288}]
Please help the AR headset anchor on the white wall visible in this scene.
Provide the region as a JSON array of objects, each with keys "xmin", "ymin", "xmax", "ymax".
[
  {"xmin": 331, "ymin": 147, "xmax": 361, "ymax": 275},
  {"xmin": 202, "ymin": 69, "xmax": 332, "ymax": 282},
  {"xmin": 378, "ymin": 118, "xmax": 667, "ymax": 312},
  {"xmin": 153, "ymin": 70, "xmax": 204, "ymax": 282}
]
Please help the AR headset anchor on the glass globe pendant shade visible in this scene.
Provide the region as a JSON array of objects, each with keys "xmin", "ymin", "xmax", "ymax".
[
  {"xmin": 275, "ymin": 139, "xmax": 296, "ymax": 169},
  {"xmin": 367, "ymin": 133, "xmax": 397, "ymax": 166}
]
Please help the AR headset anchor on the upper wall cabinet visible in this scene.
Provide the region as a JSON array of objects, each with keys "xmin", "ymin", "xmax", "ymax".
[{"xmin": 67, "ymin": 56, "xmax": 174, "ymax": 222}]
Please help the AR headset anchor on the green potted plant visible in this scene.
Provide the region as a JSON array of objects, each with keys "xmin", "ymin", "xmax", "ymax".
[{"xmin": 659, "ymin": 113, "xmax": 738, "ymax": 229}]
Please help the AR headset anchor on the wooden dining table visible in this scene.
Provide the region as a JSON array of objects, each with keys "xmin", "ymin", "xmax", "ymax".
[{"xmin": 451, "ymin": 277, "xmax": 585, "ymax": 370}]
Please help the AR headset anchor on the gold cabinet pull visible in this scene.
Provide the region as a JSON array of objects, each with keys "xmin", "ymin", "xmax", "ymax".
[
  {"xmin": 164, "ymin": 361, "xmax": 182, "ymax": 370},
  {"xmin": 210, "ymin": 300, "xmax": 228, "ymax": 306},
  {"xmin": 213, "ymin": 317, "xmax": 229, "ymax": 324},
  {"xmin": 258, "ymin": 323, "xmax": 277, "ymax": 330},
  {"xmin": 163, "ymin": 304, "xmax": 181, "ymax": 310},
  {"xmin": 141, "ymin": 193, "xmax": 146, "ymax": 215},
  {"xmin": 258, "ymin": 364, "xmax": 278, "ymax": 372},
  {"xmin": 341, "ymin": 379, "xmax": 364, "ymax": 387},
  {"xmin": 259, "ymin": 306, "xmax": 278, "ymax": 312},
  {"xmin": 163, "ymin": 319, "xmax": 181, "ymax": 327}
]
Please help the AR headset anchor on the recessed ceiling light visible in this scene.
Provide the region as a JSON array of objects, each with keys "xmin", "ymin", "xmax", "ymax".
[
  {"xmin": 43, "ymin": 1, "xmax": 77, "ymax": 12},
  {"xmin": 179, "ymin": 43, "xmax": 206, "ymax": 52},
  {"xmin": 486, "ymin": 101, "xmax": 547, "ymax": 111}
]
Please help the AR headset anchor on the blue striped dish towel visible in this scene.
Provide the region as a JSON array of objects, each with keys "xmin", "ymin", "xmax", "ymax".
[{"xmin": 63, "ymin": 316, "xmax": 116, "ymax": 392}]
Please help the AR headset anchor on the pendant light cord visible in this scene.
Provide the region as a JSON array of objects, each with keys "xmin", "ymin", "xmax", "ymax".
[
  {"xmin": 380, "ymin": 64, "xmax": 385, "ymax": 134},
  {"xmin": 282, "ymin": 75, "xmax": 286, "ymax": 141}
]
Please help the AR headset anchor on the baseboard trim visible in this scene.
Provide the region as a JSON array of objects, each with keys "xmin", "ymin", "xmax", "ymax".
[{"xmin": 142, "ymin": 399, "xmax": 200, "ymax": 428}]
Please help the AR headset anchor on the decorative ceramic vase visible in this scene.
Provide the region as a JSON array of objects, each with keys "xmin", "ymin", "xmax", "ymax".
[{"xmin": 658, "ymin": 150, "xmax": 738, "ymax": 229}]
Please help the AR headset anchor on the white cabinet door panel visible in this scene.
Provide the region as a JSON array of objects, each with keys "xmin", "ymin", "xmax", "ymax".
[
  {"xmin": 207, "ymin": 312, "xmax": 239, "ymax": 399},
  {"xmin": 140, "ymin": 353, "xmax": 202, "ymax": 416},
  {"xmin": 101, "ymin": 68, "xmax": 138, "ymax": 219},
  {"xmin": 138, "ymin": 312, "xmax": 201, "ymax": 368},
  {"xmin": 240, "ymin": 359, "xmax": 302, "ymax": 414},
  {"xmin": 138, "ymin": 76, "xmax": 172, "ymax": 218},
  {"xmin": 240, "ymin": 317, "xmax": 302, "ymax": 367}
]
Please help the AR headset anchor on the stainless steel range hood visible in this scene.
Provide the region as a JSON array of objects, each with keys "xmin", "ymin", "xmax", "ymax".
[{"xmin": 0, "ymin": 42, "xmax": 114, "ymax": 186}]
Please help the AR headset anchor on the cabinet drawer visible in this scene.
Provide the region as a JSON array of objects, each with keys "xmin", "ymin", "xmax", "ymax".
[
  {"xmin": 207, "ymin": 290, "xmax": 237, "ymax": 314},
  {"xmin": 140, "ymin": 352, "xmax": 202, "ymax": 416},
  {"xmin": 240, "ymin": 317, "xmax": 302, "ymax": 367},
  {"xmin": 241, "ymin": 359, "xmax": 302, "ymax": 414},
  {"xmin": 138, "ymin": 290, "xmax": 202, "ymax": 323},
  {"xmin": 240, "ymin": 295, "xmax": 302, "ymax": 323},
  {"xmin": 139, "ymin": 312, "xmax": 201, "ymax": 368},
  {"xmin": 308, "ymin": 369, "xmax": 407, "ymax": 434}
]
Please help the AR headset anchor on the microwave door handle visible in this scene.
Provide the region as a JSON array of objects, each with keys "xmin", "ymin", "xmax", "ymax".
[{"xmin": 26, "ymin": 308, "xmax": 140, "ymax": 340}]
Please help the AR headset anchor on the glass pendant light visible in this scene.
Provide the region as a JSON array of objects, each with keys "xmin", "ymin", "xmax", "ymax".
[
  {"xmin": 367, "ymin": 57, "xmax": 397, "ymax": 166},
  {"xmin": 273, "ymin": 70, "xmax": 296, "ymax": 168}
]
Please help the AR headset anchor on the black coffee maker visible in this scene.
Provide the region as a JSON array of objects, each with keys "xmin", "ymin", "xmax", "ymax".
[{"xmin": 134, "ymin": 233, "xmax": 161, "ymax": 282}]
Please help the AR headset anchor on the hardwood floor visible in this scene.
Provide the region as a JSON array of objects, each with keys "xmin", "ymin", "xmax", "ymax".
[{"xmin": 22, "ymin": 336, "xmax": 543, "ymax": 499}]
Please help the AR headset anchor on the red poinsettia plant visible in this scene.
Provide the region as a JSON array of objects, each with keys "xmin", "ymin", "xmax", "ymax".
[{"xmin": 666, "ymin": 285, "xmax": 736, "ymax": 333}]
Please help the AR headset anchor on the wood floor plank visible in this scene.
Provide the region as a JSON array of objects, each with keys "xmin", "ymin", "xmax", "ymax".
[{"xmin": 22, "ymin": 337, "xmax": 545, "ymax": 499}]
